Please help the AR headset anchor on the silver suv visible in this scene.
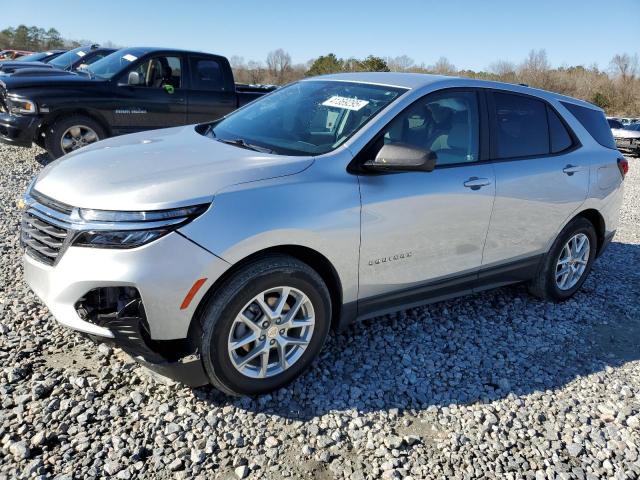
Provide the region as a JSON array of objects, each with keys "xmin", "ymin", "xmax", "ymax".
[{"xmin": 21, "ymin": 73, "xmax": 626, "ymax": 395}]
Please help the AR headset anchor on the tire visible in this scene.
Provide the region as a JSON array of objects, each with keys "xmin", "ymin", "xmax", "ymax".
[
  {"xmin": 528, "ymin": 217, "xmax": 597, "ymax": 301},
  {"xmin": 197, "ymin": 255, "xmax": 332, "ymax": 396},
  {"xmin": 44, "ymin": 115, "xmax": 106, "ymax": 159}
]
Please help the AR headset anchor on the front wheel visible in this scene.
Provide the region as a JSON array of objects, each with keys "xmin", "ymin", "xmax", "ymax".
[
  {"xmin": 198, "ymin": 255, "xmax": 331, "ymax": 396},
  {"xmin": 45, "ymin": 115, "xmax": 106, "ymax": 159},
  {"xmin": 529, "ymin": 217, "xmax": 597, "ymax": 301}
]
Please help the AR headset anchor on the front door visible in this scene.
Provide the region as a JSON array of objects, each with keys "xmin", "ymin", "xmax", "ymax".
[
  {"xmin": 112, "ymin": 54, "xmax": 187, "ymax": 134},
  {"xmin": 357, "ymin": 90, "xmax": 495, "ymax": 312}
]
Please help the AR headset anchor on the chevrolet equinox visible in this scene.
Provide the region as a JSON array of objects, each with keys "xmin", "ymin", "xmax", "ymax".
[{"xmin": 21, "ymin": 73, "xmax": 626, "ymax": 395}]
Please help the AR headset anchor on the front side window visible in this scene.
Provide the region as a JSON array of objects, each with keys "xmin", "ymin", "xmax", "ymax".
[
  {"xmin": 375, "ymin": 91, "xmax": 480, "ymax": 166},
  {"xmin": 493, "ymin": 92, "xmax": 549, "ymax": 159},
  {"xmin": 85, "ymin": 48, "xmax": 147, "ymax": 79},
  {"xmin": 127, "ymin": 55, "xmax": 182, "ymax": 89},
  {"xmin": 208, "ymin": 81, "xmax": 406, "ymax": 156},
  {"xmin": 191, "ymin": 58, "xmax": 224, "ymax": 91}
]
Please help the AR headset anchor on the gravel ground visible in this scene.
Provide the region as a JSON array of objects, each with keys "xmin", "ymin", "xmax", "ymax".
[{"xmin": 1, "ymin": 144, "xmax": 639, "ymax": 480}]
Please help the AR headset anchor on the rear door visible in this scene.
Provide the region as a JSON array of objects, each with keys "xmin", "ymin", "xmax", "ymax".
[
  {"xmin": 111, "ymin": 53, "xmax": 187, "ymax": 133},
  {"xmin": 482, "ymin": 90, "xmax": 589, "ymax": 267},
  {"xmin": 186, "ymin": 55, "xmax": 237, "ymax": 123}
]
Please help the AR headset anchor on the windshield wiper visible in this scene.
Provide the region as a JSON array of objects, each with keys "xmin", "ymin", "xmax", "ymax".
[{"xmin": 216, "ymin": 138, "xmax": 273, "ymax": 154}]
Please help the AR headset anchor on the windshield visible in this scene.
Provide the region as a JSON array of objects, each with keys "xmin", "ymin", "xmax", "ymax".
[
  {"xmin": 16, "ymin": 51, "xmax": 52, "ymax": 62},
  {"xmin": 48, "ymin": 47, "xmax": 89, "ymax": 69},
  {"xmin": 209, "ymin": 80, "xmax": 406, "ymax": 156},
  {"xmin": 85, "ymin": 48, "xmax": 147, "ymax": 79}
]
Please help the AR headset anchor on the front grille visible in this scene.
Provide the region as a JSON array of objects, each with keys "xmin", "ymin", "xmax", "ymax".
[
  {"xmin": 21, "ymin": 212, "xmax": 70, "ymax": 265},
  {"xmin": 20, "ymin": 192, "xmax": 73, "ymax": 266}
]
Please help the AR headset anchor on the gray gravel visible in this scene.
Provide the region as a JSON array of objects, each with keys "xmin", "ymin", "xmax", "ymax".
[{"xmin": 1, "ymin": 144, "xmax": 639, "ymax": 479}]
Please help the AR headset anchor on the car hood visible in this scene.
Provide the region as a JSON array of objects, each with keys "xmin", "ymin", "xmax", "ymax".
[
  {"xmin": 611, "ymin": 128, "xmax": 640, "ymax": 139},
  {"xmin": 33, "ymin": 125, "xmax": 315, "ymax": 210},
  {"xmin": 0, "ymin": 61, "xmax": 50, "ymax": 71},
  {"xmin": 0, "ymin": 70, "xmax": 89, "ymax": 89}
]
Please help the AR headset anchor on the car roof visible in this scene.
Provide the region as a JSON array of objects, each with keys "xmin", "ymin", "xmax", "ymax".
[
  {"xmin": 304, "ymin": 72, "xmax": 599, "ymax": 111},
  {"xmin": 115, "ymin": 46, "xmax": 224, "ymax": 58}
]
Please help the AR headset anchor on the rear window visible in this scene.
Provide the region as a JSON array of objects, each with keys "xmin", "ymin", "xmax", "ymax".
[
  {"xmin": 190, "ymin": 58, "xmax": 224, "ymax": 91},
  {"xmin": 561, "ymin": 102, "xmax": 616, "ymax": 149}
]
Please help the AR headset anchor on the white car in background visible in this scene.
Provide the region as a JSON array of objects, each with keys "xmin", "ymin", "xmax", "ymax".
[{"xmin": 608, "ymin": 118, "xmax": 640, "ymax": 155}]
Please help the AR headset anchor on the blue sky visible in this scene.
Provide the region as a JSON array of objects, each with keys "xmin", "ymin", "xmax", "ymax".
[{"xmin": 5, "ymin": 0, "xmax": 639, "ymax": 71}]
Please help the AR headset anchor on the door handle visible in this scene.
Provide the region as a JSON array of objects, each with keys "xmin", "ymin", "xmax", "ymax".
[
  {"xmin": 562, "ymin": 164, "xmax": 582, "ymax": 176},
  {"xmin": 463, "ymin": 177, "xmax": 491, "ymax": 190}
]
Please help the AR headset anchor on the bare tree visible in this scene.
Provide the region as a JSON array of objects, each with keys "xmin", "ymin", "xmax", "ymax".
[
  {"xmin": 489, "ymin": 60, "xmax": 516, "ymax": 77},
  {"xmin": 229, "ymin": 55, "xmax": 246, "ymax": 70},
  {"xmin": 266, "ymin": 48, "xmax": 292, "ymax": 84},
  {"xmin": 246, "ymin": 60, "xmax": 266, "ymax": 84},
  {"xmin": 610, "ymin": 53, "xmax": 638, "ymax": 81},
  {"xmin": 386, "ymin": 55, "xmax": 414, "ymax": 72},
  {"xmin": 518, "ymin": 49, "xmax": 552, "ymax": 89},
  {"xmin": 430, "ymin": 57, "xmax": 456, "ymax": 75}
]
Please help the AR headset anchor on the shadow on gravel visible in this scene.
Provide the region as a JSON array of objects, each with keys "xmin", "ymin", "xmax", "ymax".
[
  {"xmin": 190, "ymin": 241, "xmax": 640, "ymax": 420},
  {"xmin": 34, "ymin": 151, "xmax": 53, "ymax": 167}
]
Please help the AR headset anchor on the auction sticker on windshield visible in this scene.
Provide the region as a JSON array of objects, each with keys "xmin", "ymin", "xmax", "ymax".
[
  {"xmin": 322, "ymin": 96, "xmax": 369, "ymax": 111},
  {"xmin": 123, "ymin": 54, "xmax": 137, "ymax": 62}
]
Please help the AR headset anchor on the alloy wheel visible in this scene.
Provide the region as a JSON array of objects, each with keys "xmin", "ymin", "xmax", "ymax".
[
  {"xmin": 555, "ymin": 233, "xmax": 590, "ymax": 290},
  {"xmin": 60, "ymin": 125, "xmax": 99, "ymax": 154},
  {"xmin": 227, "ymin": 286, "xmax": 315, "ymax": 379}
]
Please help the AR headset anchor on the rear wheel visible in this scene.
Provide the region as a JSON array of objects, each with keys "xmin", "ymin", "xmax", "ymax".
[
  {"xmin": 198, "ymin": 255, "xmax": 331, "ymax": 396},
  {"xmin": 529, "ymin": 217, "xmax": 597, "ymax": 301},
  {"xmin": 45, "ymin": 115, "xmax": 106, "ymax": 159}
]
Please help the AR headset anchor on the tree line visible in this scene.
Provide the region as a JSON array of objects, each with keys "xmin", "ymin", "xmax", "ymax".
[
  {"xmin": 0, "ymin": 24, "xmax": 117, "ymax": 51},
  {"xmin": 233, "ymin": 49, "xmax": 640, "ymax": 117},
  {"xmin": 2, "ymin": 25, "xmax": 637, "ymax": 116}
]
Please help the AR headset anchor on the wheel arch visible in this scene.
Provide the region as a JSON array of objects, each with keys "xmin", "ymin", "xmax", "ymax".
[
  {"xmin": 38, "ymin": 108, "xmax": 112, "ymax": 140},
  {"xmin": 189, "ymin": 245, "xmax": 347, "ymax": 343},
  {"xmin": 575, "ymin": 208, "xmax": 606, "ymax": 256}
]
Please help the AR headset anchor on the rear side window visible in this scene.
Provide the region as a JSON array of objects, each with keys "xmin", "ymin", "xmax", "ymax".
[
  {"xmin": 190, "ymin": 58, "xmax": 224, "ymax": 91},
  {"xmin": 547, "ymin": 105, "xmax": 573, "ymax": 153},
  {"xmin": 561, "ymin": 102, "xmax": 616, "ymax": 149},
  {"xmin": 493, "ymin": 92, "xmax": 549, "ymax": 158}
]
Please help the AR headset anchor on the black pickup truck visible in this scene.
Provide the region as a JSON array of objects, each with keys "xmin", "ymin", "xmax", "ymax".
[{"xmin": 0, "ymin": 47, "xmax": 276, "ymax": 158}]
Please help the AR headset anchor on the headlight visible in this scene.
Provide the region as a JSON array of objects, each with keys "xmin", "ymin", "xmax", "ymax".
[
  {"xmin": 71, "ymin": 204, "xmax": 209, "ymax": 249},
  {"xmin": 7, "ymin": 95, "xmax": 37, "ymax": 115}
]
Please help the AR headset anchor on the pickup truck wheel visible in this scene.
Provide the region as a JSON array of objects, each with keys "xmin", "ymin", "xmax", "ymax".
[
  {"xmin": 528, "ymin": 217, "xmax": 597, "ymax": 301},
  {"xmin": 45, "ymin": 115, "xmax": 105, "ymax": 159},
  {"xmin": 198, "ymin": 255, "xmax": 331, "ymax": 396}
]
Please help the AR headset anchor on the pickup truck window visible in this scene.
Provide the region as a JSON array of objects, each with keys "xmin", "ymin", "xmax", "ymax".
[
  {"xmin": 129, "ymin": 56, "xmax": 182, "ymax": 89},
  {"xmin": 190, "ymin": 58, "xmax": 224, "ymax": 91},
  {"xmin": 208, "ymin": 80, "xmax": 407, "ymax": 156}
]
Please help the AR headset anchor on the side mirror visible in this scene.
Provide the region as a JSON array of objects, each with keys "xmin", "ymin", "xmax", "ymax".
[
  {"xmin": 364, "ymin": 143, "xmax": 437, "ymax": 173},
  {"xmin": 127, "ymin": 71, "xmax": 141, "ymax": 86}
]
